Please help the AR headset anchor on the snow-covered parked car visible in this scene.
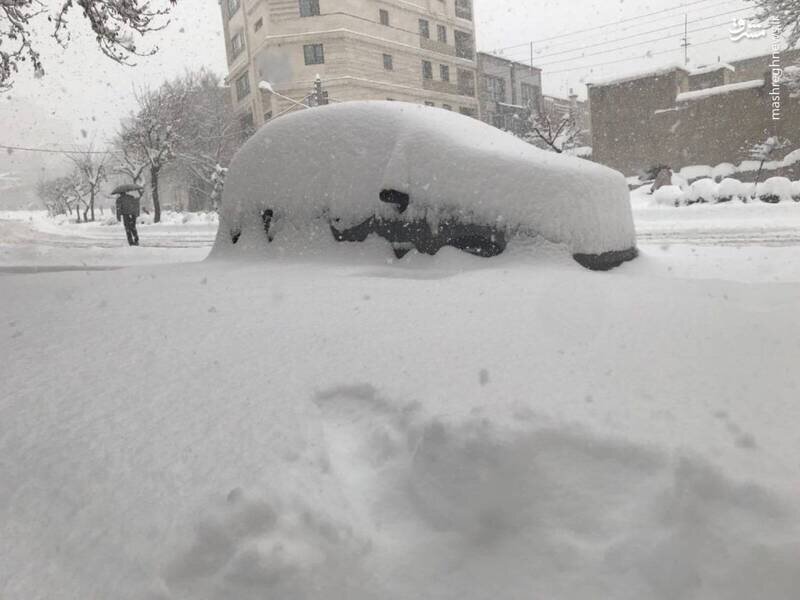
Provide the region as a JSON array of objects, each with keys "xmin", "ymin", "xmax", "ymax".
[{"xmin": 213, "ymin": 102, "xmax": 638, "ymax": 270}]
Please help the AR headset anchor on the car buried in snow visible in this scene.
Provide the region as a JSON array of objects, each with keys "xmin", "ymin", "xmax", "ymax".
[{"xmin": 212, "ymin": 101, "xmax": 638, "ymax": 270}]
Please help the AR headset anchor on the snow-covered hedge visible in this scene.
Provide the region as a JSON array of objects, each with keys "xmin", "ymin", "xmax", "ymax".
[
  {"xmin": 213, "ymin": 102, "xmax": 637, "ymax": 268},
  {"xmin": 638, "ymin": 176, "xmax": 800, "ymax": 207},
  {"xmin": 757, "ymin": 177, "xmax": 793, "ymax": 204}
]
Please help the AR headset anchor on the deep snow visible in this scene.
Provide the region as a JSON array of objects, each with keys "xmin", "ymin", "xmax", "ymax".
[{"xmin": 2, "ymin": 209, "xmax": 800, "ymax": 599}]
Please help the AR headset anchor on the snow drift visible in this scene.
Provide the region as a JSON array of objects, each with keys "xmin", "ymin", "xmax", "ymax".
[{"xmin": 212, "ymin": 102, "xmax": 637, "ymax": 270}]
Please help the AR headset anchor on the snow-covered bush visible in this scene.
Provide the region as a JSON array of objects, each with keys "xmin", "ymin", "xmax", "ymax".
[
  {"xmin": 687, "ymin": 178, "xmax": 718, "ymax": 204},
  {"xmin": 711, "ymin": 163, "xmax": 736, "ymax": 181},
  {"xmin": 757, "ymin": 177, "xmax": 793, "ymax": 204},
  {"xmin": 792, "ymin": 181, "xmax": 800, "ymax": 202},
  {"xmin": 652, "ymin": 185, "xmax": 685, "ymax": 207},
  {"xmin": 716, "ymin": 178, "xmax": 746, "ymax": 203},
  {"xmin": 214, "ymin": 102, "xmax": 638, "ymax": 270}
]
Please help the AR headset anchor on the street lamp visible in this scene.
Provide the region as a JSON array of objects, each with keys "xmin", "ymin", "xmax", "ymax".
[{"xmin": 258, "ymin": 81, "xmax": 311, "ymax": 109}]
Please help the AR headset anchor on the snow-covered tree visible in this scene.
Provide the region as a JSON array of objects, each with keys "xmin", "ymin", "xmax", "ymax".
[
  {"xmin": 748, "ymin": 0, "xmax": 800, "ymax": 47},
  {"xmin": 37, "ymin": 175, "xmax": 72, "ymax": 216},
  {"xmin": 172, "ymin": 70, "xmax": 241, "ymax": 211},
  {"xmin": 66, "ymin": 144, "xmax": 108, "ymax": 222},
  {"xmin": 524, "ymin": 103, "xmax": 583, "ymax": 154},
  {"xmin": 0, "ymin": 0, "xmax": 177, "ymax": 90},
  {"xmin": 117, "ymin": 75, "xmax": 192, "ymax": 222}
]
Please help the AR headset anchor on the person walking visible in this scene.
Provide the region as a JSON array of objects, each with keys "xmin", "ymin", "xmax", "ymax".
[{"xmin": 113, "ymin": 186, "xmax": 142, "ymax": 246}]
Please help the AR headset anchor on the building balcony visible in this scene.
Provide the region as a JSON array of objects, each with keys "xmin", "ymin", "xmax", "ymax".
[
  {"xmin": 423, "ymin": 79, "xmax": 460, "ymax": 95},
  {"xmin": 420, "ymin": 37, "xmax": 456, "ymax": 58}
]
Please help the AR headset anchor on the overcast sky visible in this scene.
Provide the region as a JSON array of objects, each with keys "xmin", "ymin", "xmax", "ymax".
[{"xmin": 0, "ymin": 0, "xmax": 775, "ymax": 188}]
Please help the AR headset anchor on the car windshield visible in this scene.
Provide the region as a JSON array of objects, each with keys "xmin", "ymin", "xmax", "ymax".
[{"xmin": 2, "ymin": 1, "xmax": 800, "ymax": 599}]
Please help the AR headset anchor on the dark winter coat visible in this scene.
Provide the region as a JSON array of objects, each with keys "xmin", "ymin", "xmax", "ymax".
[{"xmin": 116, "ymin": 193, "xmax": 141, "ymax": 218}]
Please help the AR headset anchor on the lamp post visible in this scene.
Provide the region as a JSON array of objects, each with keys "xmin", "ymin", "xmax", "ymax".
[{"xmin": 258, "ymin": 81, "xmax": 311, "ymax": 111}]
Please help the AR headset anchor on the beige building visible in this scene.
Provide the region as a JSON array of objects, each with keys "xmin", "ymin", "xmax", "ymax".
[
  {"xmin": 588, "ymin": 50, "xmax": 800, "ymax": 176},
  {"xmin": 219, "ymin": 0, "xmax": 479, "ymax": 129}
]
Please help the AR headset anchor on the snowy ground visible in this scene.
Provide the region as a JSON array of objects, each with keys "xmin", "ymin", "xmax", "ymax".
[{"xmin": 1, "ymin": 205, "xmax": 799, "ymax": 600}]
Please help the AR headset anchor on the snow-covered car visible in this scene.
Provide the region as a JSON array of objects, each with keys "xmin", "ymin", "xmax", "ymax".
[{"xmin": 213, "ymin": 102, "xmax": 637, "ymax": 270}]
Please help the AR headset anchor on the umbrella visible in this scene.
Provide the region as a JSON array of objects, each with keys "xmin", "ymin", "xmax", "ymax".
[{"xmin": 110, "ymin": 183, "xmax": 144, "ymax": 195}]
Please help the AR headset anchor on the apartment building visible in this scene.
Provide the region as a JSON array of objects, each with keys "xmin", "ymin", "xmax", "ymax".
[
  {"xmin": 477, "ymin": 52, "xmax": 542, "ymax": 135},
  {"xmin": 219, "ymin": 0, "xmax": 479, "ymax": 129}
]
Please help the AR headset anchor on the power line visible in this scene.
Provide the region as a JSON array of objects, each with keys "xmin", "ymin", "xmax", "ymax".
[
  {"xmin": 533, "ymin": 20, "xmax": 740, "ymax": 68},
  {"xmin": 494, "ymin": 0, "xmax": 736, "ymax": 56},
  {"xmin": 544, "ymin": 34, "xmax": 732, "ymax": 75},
  {"xmin": 491, "ymin": 0, "xmax": 724, "ymax": 53},
  {"xmin": 0, "ymin": 144, "xmax": 119, "ymax": 156},
  {"xmin": 499, "ymin": 7, "xmax": 751, "ymax": 65}
]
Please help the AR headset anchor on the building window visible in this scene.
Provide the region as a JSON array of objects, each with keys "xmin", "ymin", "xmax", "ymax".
[
  {"xmin": 422, "ymin": 60, "xmax": 433, "ymax": 80},
  {"xmin": 521, "ymin": 83, "xmax": 540, "ymax": 108},
  {"xmin": 419, "ymin": 19, "xmax": 430, "ymax": 39},
  {"xmin": 455, "ymin": 0, "xmax": 473, "ymax": 20},
  {"xmin": 239, "ymin": 111, "xmax": 255, "ymax": 139},
  {"xmin": 227, "ymin": 0, "xmax": 240, "ymax": 17},
  {"xmin": 235, "ymin": 72, "xmax": 251, "ymax": 100},
  {"xmin": 299, "ymin": 0, "xmax": 320, "ymax": 17},
  {"xmin": 383, "ymin": 54, "xmax": 394, "ymax": 71},
  {"xmin": 485, "ymin": 75, "xmax": 506, "ymax": 102},
  {"xmin": 230, "ymin": 32, "xmax": 245, "ymax": 58},
  {"xmin": 454, "ymin": 30, "xmax": 474, "ymax": 59},
  {"xmin": 459, "ymin": 106, "xmax": 476, "ymax": 117},
  {"xmin": 440, "ymin": 65, "xmax": 450, "ymax": 82},
  {"xmin": 437, "ymin": 25, "xmax": 447, "ymax": 43},
  {"xmin": 254, "ymin": 18, "xmax": 263, "ymax": 31},
  {"xmin": 442, "ymin": 104, "xmax": 452, "ymax": 111},
  {"xmin": 424, "ymin": 101, "xmax": 436, "ymax": 107},
  {"xmin": 380, "ymin": 9, "xmax": 390, "ymax": 26},
  {"xmin": 304, "ymin": 43, "xmax": 325, "ymax": 65},
  {"xmin": 457, "ymin": 69, "xmax": 475, "ymax": 96}
]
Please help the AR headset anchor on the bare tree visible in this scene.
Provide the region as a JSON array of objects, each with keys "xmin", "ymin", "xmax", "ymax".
[
  {"xmin": 524, "ymin": 103, "xmax": 583, "ymax": 154},
  {"xmin": 748, "ymin": 0, "xmax": 800, "ymax": 47},
  {"xmin": 173, "ymin": 69, "xmax": 241, "ymax": 210},
  {"xmin": 117, "ymin": 75, "xmax": 192, "ymax": 222},
  {"xmin": 66, "ymin": 145, "xmax": 108, "ymax": 222},
  {"xmin": 1, "ymin": 0, "xmax": 177, "ymax": 90}
]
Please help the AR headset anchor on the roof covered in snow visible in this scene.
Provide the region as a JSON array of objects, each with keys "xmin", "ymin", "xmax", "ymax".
[
  {"xmin": 690, "ymin": 63, "xmax": 735, "ymax": 76},
  {"xmin": 214, "ymin": 101, "xmax": 636, "ymax": 258},
  {"xmin": 676, "ymin": 79, "xmax": 765, "ymax": 102},
  {"xmin": 587, "ymin": 64, "xmax": 688, "ymax": 88}
]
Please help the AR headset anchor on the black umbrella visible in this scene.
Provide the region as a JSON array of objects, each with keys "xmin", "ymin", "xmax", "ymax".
[{"xmin": 110, "ymin": 183, "xmax": 144, "ymax": 195}]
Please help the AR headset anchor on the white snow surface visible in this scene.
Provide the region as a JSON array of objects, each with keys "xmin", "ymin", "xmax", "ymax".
[
  {"xmin": 214, "ymin": 102, "xmax": 636, "ymax": 258},
  {"xmin": 3, "ymin": 202, "xmax": 800, "ymax": 600}
]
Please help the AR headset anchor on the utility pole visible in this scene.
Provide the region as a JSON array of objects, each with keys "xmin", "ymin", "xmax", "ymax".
[
  {"xmin": 681, "ymin": 13, "xmax": 691, "ymax": 66},
  {"xmin": 530, "ymin": 41, "xmax": 534, "ymax": 72}
]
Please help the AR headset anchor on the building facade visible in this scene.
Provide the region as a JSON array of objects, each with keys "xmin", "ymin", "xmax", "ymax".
[
  {"xmin": 588, "ymin": 51, "xmax": 800, "ymax": 175},
  {"xmin": 219, "ymin": 0, "xmax": 479, "ymax": 129},
  {"xmin": 476, "ymin": 52, "xmax": 542, "ymax": 135}
]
